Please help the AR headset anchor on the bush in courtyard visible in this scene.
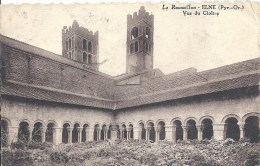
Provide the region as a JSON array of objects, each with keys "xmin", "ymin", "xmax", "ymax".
[{"xmin": 50, "ymin": 151, "xmax": 69, "ymax": 164}]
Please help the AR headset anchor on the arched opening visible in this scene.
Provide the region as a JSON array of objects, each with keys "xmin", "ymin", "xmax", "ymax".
[
  {"xmin": 83, "ymin": 52, "xmax": 87, "ymax": 63},
  {"xmin": 1, "ymin": 120, "xmax": 9, "ymax": 147},
  {"xmin": 130, "ymin": 43, "xmax": 134, "ymax": 54},
  {"xmin": 116, "ymin": 125, "xmax": 120, "ymax": 139},
  {"xmin": 32, "ymin": 122, "xmax": 43, "ymax": 143},
  {"xmin": 144, "ymin": 42, "xmax": 148, "ymax": 52},
  {"xmin": 88, "ymin": 41, "xmax": 92, "ymax": 52},
  {"xmin": 134, "ymin": 41, "xmax": 139, "ymax": 52},
  {"xmin": 87, "ymin": 54, "xmax": 92, "ymax": 64},
  {"xmin": 244, "ymin": 116, "xmax": 259, "ymax": 143},
  {"xmin": 18, "ymin": 122, "xmax": 30, "ymax": 142},
  {"xmin": 202, "ymin": 119, "xmax": 213, "ymax": 140},
  {"xmin": 62, "ymin": 123, "xmax": 70, "ymax": 144},
  {"xmin": 122, "ymin": 124, "xmax": 127, "ymax": 139},
  {"xmin": 94, "ymin": 124, "xmax": 100, "ymax": 141},
  {"xmin": 83, "ymin": 39, "xmax": 87, "ymax": 50},
  {"xmin": 131, "ymin": 27, "xmax": 138, "ymax": 40},
  {"xmin": 66, "ymin": 41, "xmax": 69, "ymax": 50},
  {"xmin": 145, "ymin": 27, "xmax": 151, "ymax": 39},
  {"xmin": 101, "ymin": 125, "xmax": 107, "ymax": 141},
  {"xmin": 158, "ymin": 121, "xmax": 165, "ymax": 140},
  {"xmin": 129, "ymin": 124, "xmax": 134, "ymax": 139},
  {"xmin": 107, "ymin": 125, "xmax": 112, "ymax": 139},
  {"xmin": 82, "ymin": 124, "xmax": 89, "ymax": 142},
  {"xmin": 225, "ymin": 117, "xmax": 240, "ymax": 141},
  {"xmin": 148, "ymin": 122, "xmax": 155, "ymax": 142},
  {"xmin": 46, "ymin": 123, "xmax": 55, "ymax": 143},
  {"xmin": 72, "ymin": 123, "xmax": 80, "ymax": 143},
  {"xmin": 139, "ymin": 122, "xmax": 146, "ymax": 140},
  {"xmin": 187, "ymin": 120, "xmax": 198, "ymax": 140},
  {"xmin": 173, "ymin": 120, "xmax": 183, "ymax": 142},
  {"xmin": 69, "ymin": 39, "xmax": 72, "ymax": 49}
]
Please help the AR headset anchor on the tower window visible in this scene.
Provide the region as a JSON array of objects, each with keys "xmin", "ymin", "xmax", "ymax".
[
  {"xmin": 83, "ymin": 39, "xmax": 87, "ymax": 50},
  {"xmin": 72, "ymin": 37, "xmax": 74, "ymax": 48},
  {"xmin": 148, "ymin": 44, "xmax": 151, "ymax": 53},
  {"xmin": 130, "ymin": 43, "xmax": 134, "ymax": 53},
  {"xmin": 83, "ymin": 52, "xmax": 87, "ymax": 63},
  {"xmin": 68, "ymin": 52, "xmax": 72, "ymax": 59},
  {"xmin": 69, "ymin": 39, "xmax": 72, "ymax": 49},
  {"xmin": 88, "ymin": 54, "xmax": 92, "ymax": 64},
  {"xmin": 145, "ymin": 27, "xmax": 151, "ymax": 39},
  {"xmin": 134, "ymin": 41, "xmax": 139, "ymax": 52},
  {"xmin": 88, "ymin": 41, "xmax": 92, "ymax": 53},
  {"xmin": 131, "ymin": 27, "xmax": 138, "ymax": 40},
  {"xmin": 66, "ymin": 41, "xmax": 68, "ymax": 50},
  {"xmin": 145, "ymin": 42, "xmax": 148, "ymax": 52}
]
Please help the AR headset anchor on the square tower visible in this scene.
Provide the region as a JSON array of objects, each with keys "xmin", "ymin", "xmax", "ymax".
[
  {"xmin": 126, "ymin": 6, "xmax": 154, "ymax": 74},
  {"xmin": 62, "ymin": 20, "xmax": 99, "ymax": 71}
]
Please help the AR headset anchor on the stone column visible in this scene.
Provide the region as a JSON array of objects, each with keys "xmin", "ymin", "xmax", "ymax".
[
  {"xmin": 155, "ymin": 127, "xmax": 159, "ymax": 143},
  {"xmin": 196, "ymin": 125, "xmax": 203, "ymax": 141},
  {"xmin": 110, "ymin": 125, "xmax": 118, "ymax": 141},
  {"xmin": 165, "ymin": 125, "xmax": 174, "ymax": 142},
  {"xmin": 67, "ymin": 127, "xmax": 72, "ymax": 144},
  {"xmin": 213, "ymin": 124, "xmax": 225, "ymax": 140},
  {"xmin": 77, "ymin": 127, "xmax": 83, "ymax": 143},
  {"xmin": 133, "ymin": 127, "xmax": 140, "ymax": 140},
  {"xmin": 87, "ymin": 127, "xmax": 94, "ymax": 141},
  {"xmin": 53, "ymin": 127, "xmax": 62, "ymax": 145},
  {"xmin": 239, "ymin": 123, "xmax": 245, "ymax": 140},
  {"xmin": 41, "ymin": 127, "xmax": 46, "ymax": 143},
  {"xmin": 182, "ymin": 125, "xmax": 189, "ymax": 141},
  {"xmin": 97, "ymin": 128, "xmax": 101, "ymax": 141},
  {"xmin": 145, "ymin": 126, "xmax": 150, "ymax": 142},
  {"xmin": 126, "ymin": 128, "xmax": 130, "ymax": 140},
  {"xmin": 27, "ymin": 126, "xmax": 32, "ymax": 142},
  {"xmin": 8, "ymin": 126, "xmax": 19, "ymax": 145}
]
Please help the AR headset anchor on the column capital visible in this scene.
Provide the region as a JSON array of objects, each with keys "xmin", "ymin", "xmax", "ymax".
[
  {"xmin": 238, "ymin": 122, "xmax": 246, "ymax": 130},
  {"xmin": 196, "ymin": 125, "xmax": 204, "ymax": 131},
  {"xmin": 77, "ymin": 127, "xmax": 83, "ymax": 132},
  {"xmin": 182, "ymin": 125, "xmax": 189, "ymax": 131}
]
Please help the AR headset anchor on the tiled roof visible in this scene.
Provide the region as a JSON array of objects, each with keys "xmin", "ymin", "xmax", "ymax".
[
  {"xmin": 115, "ymin": 73, "xmax": 260, "ymax": 109},
  {"xmin": 2, "ymin": 82, "xmax": 114, "ymax": 109}
]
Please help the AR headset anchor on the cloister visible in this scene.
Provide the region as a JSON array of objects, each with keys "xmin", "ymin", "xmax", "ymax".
[{"xmin": 1, "ymin": 112, "xmax": 259, "ymax": 147}]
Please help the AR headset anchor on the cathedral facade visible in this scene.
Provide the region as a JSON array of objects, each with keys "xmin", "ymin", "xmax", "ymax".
[{"xmin": 1, "ymin": 7, "xmax": 259, "ymax": 147}]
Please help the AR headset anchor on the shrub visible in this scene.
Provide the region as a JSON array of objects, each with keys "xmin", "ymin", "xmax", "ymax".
[
  {"xmin": 50, "ymin": 151, "xmax": 69, "ymax": 164},
  {"xmin": 11, "ymin": 141, "xmax": 26, "ymax": 149}
]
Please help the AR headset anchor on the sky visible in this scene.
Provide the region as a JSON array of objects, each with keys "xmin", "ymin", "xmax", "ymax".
[{"xmin": 0, "ymin": 2, "xmax": 259, "ymax": 76}]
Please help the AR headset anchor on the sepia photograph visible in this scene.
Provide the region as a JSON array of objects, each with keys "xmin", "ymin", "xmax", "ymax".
[{"xmin": 0, "ymin": 2, "xmax": 260, "ymax": 166}]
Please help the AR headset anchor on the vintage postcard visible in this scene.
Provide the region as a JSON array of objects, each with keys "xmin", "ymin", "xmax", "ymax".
[{"xmin": 0, "ymin": 2, "xmax": 260, "ymax": 166}]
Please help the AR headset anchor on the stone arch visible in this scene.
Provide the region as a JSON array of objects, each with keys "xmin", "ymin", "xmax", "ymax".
[
  {"xmin": 221, "ymin": 114, "xmax": 241, "ymax": 124},
  {"xmin": 147, "ymin": 121, "xmax": 156, "ymax": 142},
  {"xmin": 62, "ymin": 121, "xmax": 72, "ymax": 127},
  {"xmin": 121, "ymin": 124, "xmax": 127, "ymax": 139},
  {"xmin": 131, "ymin": 26, "xmax": 138, "ymax": 40},
  {"xmin": 19, "ymin": 119, "xmax": 31, "ymax": 127},
  {"xmin": 46, "ymin": 121, "xmax": 56, "ymax": 143},
  {"xmin": 157, "ymin": 120, "xmax": 166, "ymax": 141},
  {"xmin": 32, "ymin": 122, "xmax": 43, "ymax": 143},
  {"xmin": 88, "ymin": 41, "xmax": 92, "ymax": 52},
  {"xmin": 18, "ymin": 121, "xmax": 30, "ymax": 142},
  {"xmin": 199, "ymin": 116, "xmax": 215, "ymax": 125},
  {"xmin": 72, "ymin": 123, "xmax": 80, "ymax": 143},
  {"xmin": 146, "ymin": 120, "xmax": 155, "ymax": 127},
  {"xmin": 201, "ymin": 118, "xmax": 214, "ymax": 140},
  {"xmin": 82, "ymin": 123, "xmax": 90, "ymax": 142},
  {"xmin": 83, "ymin": 39, "xmax": 87, "ymax": 50},
  {"xmin": 47, "ymin": 120, "xmax": 58, "ymax": 127},
  {"xmin": 184, "ymin": 117, "xmax": 198, "ymax": 125},
  {"xmin": 101, "ymin": 124, "xmax": 107, "ymax": 141},
  {"xmin": 186, "ymin": 119, "xmax": 198, "ymax": 140},
  {"xmin": 224, "ymin": 116, "xmax": 240, "ymax": 141},
  {"xmin": 172, "ymin": 119, "xmax": 183, "ymax": 142},
  {"xmin": 138, "ymin": 121, "xmax": 146, "ymax": 140},
  {"xmin": 128, "ymin": 123, "xmax": 134, "ymax": 139},
  {"xmin": 62, "ymin": 122, "xmax": 71, "ymax": 144},
  {"xmin": 243, "ymin": 112, "xmax": 260, "ymax": 143},
  {"xmin": 170, "ymin": 117, "xmax": 183, "ymax": 125},
  {"xmin": 242, "ymin": 112, "xmax": 260, "ymax": 122},
  {"xmin": 156, "ymin": 119, "xmax": 167, "ymax": 126},
  {"xmin": 94, "ymin": 123, "xmax": 100, "ymax": 141},
  {"xmin": 1, "ymin": 117, "xmax": 11, "ymax": 126}
]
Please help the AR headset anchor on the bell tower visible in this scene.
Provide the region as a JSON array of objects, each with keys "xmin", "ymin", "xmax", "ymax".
[
  {"xmin": 62, "ymin": 20, "xmax": 99, "ymax": 71},
  {"xmin": 126, "ymin": 6, "xmax": 154, "ymax": 74}
]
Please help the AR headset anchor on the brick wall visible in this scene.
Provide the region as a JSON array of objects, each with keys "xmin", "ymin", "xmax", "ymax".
[{"xmin": 3, "ymin": 45, "xmax": 114, "ymax": 99}]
